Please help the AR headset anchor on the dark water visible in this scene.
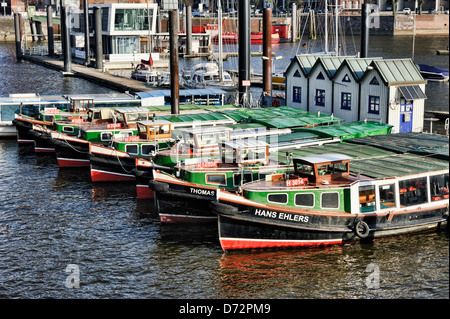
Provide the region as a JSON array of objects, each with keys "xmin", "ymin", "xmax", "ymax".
[{"xmin": 0, "ymin": 37, "xmax": 448, "ymax": 301}]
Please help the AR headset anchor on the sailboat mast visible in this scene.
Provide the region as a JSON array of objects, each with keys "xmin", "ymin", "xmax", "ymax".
[
  {"xmin": 335, "ymin": 0, "xmax": 338, "ymax": 55},
  {"xmin": 324, "ymin": 0, "xmax": 328, "ymax": 53},
  {"xmin": 218, "ymin": 1, "xmax": 223, "ymax": 81}
]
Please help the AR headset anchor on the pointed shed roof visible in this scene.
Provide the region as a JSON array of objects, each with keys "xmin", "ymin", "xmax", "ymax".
[
  {"xmin": 361, "ymin": 59, "xmax": 426, "ymax": 85},
  {"xmin": 334, "ymin": 57, "xmax": 383, "ymax": 82},
  {"xmin": 285, "ymin": 54, "xmax": 326, "ymax": 77}
]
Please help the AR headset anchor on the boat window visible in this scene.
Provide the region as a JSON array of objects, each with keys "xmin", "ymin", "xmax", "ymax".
[
  {"xmin": 359, "ymin": 185, "xmax": 376, "ymax": 212},
  {"xmin": 115, "ymin": 113, "xmax": 125, "ymax": 123},
  {"xmin": 204, "ymin": 75, "xmax": 212, "ymax": 81},
  {"xmin": 125, "ymin": 144, "xmax": 139, "ymax": 155},
  {"xmin": 399, "ymin": 177, "xmax": 428, "ymax": 207},
  {"xmin": 101, "ymin": 132, "xmax": 113, "ymax": 141},
  {"xmin": 205, "ymin": 174, "xmax": 226, "ymax": 186},
  {"xmin": 141, "ymin": 144, "xmax": 155, "ymax": 156},
  {"xmin": 240, "ymin": 147, "xmax": 266, "ymax": 162},
  {"xmin": 267, "ymin": 193, "xmax": 288, "ymax": 204},
  {"xmin": 233, "ymin": 173, "xmax": 253, "ymax": 186},
  {"xmin": 197, "ymin": 132, "xmax": 228, "ymax": 147},
  {"xmin": 318, "ymin": 162, "xmax": 348, "ymax": 175},
  {"xmin": 321, "ymin": 192, "xmax": 339, "ymax": 209},
  {"xmin": 430, "ymin": 173, "xmax": 449, "ymax": 201},
  {"xmin": 43, "ymin": 115, "xmax": 54, "ymax": 122},
  {"xmin": 62, "ymin": 126, "xmax": 74, "ymax": 133},
  {"xmin": 378, "ymin": 183, "xmax": 396, "ymax": 209},
  {"xmin": 295, "ymin": 193, "xmax": 315, "ymax": 207},
  {"xmin": 158, "ymin": 124, "xmax": 171, "ymax": 134},
  {"xmin": 93, "ymin": 111, "xmax": 102, "ymax": 120},
  {"xmin": 137, "ymin": 123, "xmax": 147, "ymax": 135},
  {"xmin": 295, "ymin": 162, "xmax": 314, "ymax": 175}
]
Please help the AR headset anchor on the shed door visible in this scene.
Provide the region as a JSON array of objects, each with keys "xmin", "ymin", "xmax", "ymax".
[{"xmin": 399, "ymin": 99, "xmax": 413, "ymax": 133}]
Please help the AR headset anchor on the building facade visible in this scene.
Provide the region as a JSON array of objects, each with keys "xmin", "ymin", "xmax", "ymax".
[{"xmin": 284, "ymin": 55, "xmax": 427, "ymax": 133}]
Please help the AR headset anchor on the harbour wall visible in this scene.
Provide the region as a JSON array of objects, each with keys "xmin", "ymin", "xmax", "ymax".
[{"xmin": 1, "ymin": 13, "xmax": 448, "ymax": 43}]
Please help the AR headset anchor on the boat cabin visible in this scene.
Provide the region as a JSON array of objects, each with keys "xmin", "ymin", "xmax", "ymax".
[
  {"xmin": 293, "ymin": 153, "xmax": 351, "ymax": 184},
  {"xmin": 137, "ymin": 120, "xmax": 172, "ymax": 140},
  {"xmin": 113, "ymin": 107, "xmax": 151, "ymax": 128},
  {"xmin": 180, "ymin": 127, "xmax": 232, "ymax": 152},
  {"xmin": 67, "ymin": 97, "xmax": 94, "ymax": 113},
  {"xmin": 219, "ymin": 140, "xmax": 270, "ymax": 166}
]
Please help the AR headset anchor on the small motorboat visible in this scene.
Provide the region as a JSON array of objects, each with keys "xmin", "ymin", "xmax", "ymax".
[{"xmin": 417, "ymin": 64, "xmax": 449, "ymax": 82}]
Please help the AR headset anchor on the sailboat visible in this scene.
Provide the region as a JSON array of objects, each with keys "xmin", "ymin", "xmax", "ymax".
[{"xmin": 181, "ymin": 1, "xmax": 237, "ymax": 91}]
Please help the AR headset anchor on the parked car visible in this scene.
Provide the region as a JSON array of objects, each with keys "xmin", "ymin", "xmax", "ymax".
[
  {"xmin": 386, "ymin": 5, "xmax": 392, "ymax": 11},
  {"xmin": 403, "ymin": 8, "xmax": 411, "ymax": 14}
]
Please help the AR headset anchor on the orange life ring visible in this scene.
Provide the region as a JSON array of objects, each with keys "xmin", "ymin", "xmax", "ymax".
[{"xmin": 272, "ymin": 98, "xmax": 280, "ymax": 107}]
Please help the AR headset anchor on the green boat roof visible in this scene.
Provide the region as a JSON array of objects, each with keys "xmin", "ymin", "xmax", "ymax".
[
  {"xmin": 218, "ymin": 106, "xmax": 342, "ymax": 128},
  {"xmin": 274, "ymin": 143, "xmax": 397, "ymax": 165},
  {"xmin": 346, "ymin": 132, "xmax": 449, "ymax": 159},
  {"xmin": 350, "ymin": 153, "xmax": 448, "ymax": 179},
  {"xmin": 156, "ymin": 112, "xmax": 233, "ymax": 123},
  {"xmin": 274, "ymin": 132, "xmax": 448, "ymax": 179},
  {"xmin": 294, "ymin": 121, "xmax": 393, "ymax": 140}
]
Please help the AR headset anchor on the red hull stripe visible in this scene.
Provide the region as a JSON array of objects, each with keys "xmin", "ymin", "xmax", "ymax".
[
  {"xmin": 57, "ymin": 158, "xmax": 90, "ymax": 167},
  {"xmin": 90, "ymin": 169, "xmax": 135, "ymax": 182},
  {"xmin": 159, "ymin": 213, "xmax": 217, "ymax": 224},
  {"xmin": 35, "ymin": 147, "xmax": 55, "ymax": 153},
  {"xmin": 17, "ymin": 139, "xmax": 34, "ymax": 144},
  {"xmin": 219, "ymin": 237, "xmax": 343, "ymax": 250},
  {"xmin": 136, "ymin": 185, "xmax": 154, "ymax": 199}
]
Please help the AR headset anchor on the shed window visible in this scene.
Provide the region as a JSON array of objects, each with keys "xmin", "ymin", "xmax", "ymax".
[
  {"xmin": 294, "ymin": 70, "xmax": 301, "ymax": 77},
  {"xmin": 370, "ymin": 76, "xmax": 380, "ymax": 85},
  {"xmin": 341, "ymin": 92, "xmax": 352, "ymax": 110},
  {"xmin": 368, "ymin": 96, "xmax": 380, "ymax": 114},
  {"xmin": 342, "ymin": 74, "xmax": 351, "ymax": 82},
  {"xmin": 315, "ymin": 89, "xmax": 325, "ymax": 106},
  {"xmin": 293, "ymin": 86, "xmax": 302, "ymax": 103},
  {"xmin": 317, "ymin": 72, "xmax": 325, "ymax": 80}
]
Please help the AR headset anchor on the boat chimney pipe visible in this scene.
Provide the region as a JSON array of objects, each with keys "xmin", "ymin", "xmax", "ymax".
[
  {"xmin": 360, "ymin": 1, "xmax": 369, "ymax": 58},
  {"xmin": 169, "ymin": 10, "xmax": 180, "ymax": 115},
  {"xmin": 263, "ymin": 8, "xmax": 272, "ymax": 97},
  {"xmin": 238, "ymin": 0, "xmax": 251, "ymax": 107}
]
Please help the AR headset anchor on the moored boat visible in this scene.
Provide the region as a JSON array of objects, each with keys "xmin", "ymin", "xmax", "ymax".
[
  {"xmin": 210, "ymin": 134, "xmax": 449, "ymax": 250},
  {"xmin": 149, "ymin": 139, "xmax": 292, "ymax": 224},
  {"xmin": 88, "ymin": 120, "xmax": 175, "ymax": 182},
  {"xmin": 52, "ymin": 107, "xmax": 150, "ymax": 167}
]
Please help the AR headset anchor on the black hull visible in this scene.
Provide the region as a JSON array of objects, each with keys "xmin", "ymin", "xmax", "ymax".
[
  {"xmin": 89, "ymin": 152, "xmax": 136, "ymax": 182},
  {"xmin": 13, "ymin": 119, "xmax": 37, "ymax": 144},
  {"xmin": 52, "ymin": 138, "xmax": 90, "ymax": 167},
  {"xmin": 211, "ymin": 200, "xmax": 449, "ymax": 250},
  {"xmin": 29, "ymin": 129, "xmax": 55, "ymax": 153},
  {"xmin": 149, "ymin": 179, "xmax": 217, "ymax": 223}
]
